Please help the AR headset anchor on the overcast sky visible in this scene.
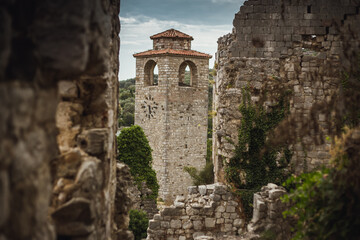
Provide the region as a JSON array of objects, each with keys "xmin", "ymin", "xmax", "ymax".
[{"xmin": 119, "ymin": 0, "xmax": 245, "ymax": 80}]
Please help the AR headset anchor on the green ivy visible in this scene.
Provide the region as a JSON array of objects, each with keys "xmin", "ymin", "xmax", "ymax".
[
  {"xmin": 129, "ymin": 209, "xmax": 149, "ymax": 240},
  {"xmin": 226, "ymin": 87, "xmax": 292, "ymax": 220},
  {"xmin": 117, "ymin": 125, "xmax": 159, "ymax": 200},
  {"xmin": 206, "ymin": 139, "xmax": 212, "ymax": 163}
]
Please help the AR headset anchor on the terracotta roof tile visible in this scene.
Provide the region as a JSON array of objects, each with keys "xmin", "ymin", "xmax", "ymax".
[
  {"xmin": 133, "ymin": 49, "xmax": 212, "ymax": 58},
  {"xmin": 150, "ymin": 29, "xmax": 194, "ymax": 40}
]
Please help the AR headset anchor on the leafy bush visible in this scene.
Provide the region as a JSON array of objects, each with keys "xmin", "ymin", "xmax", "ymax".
[
  {"xmin": 117, "ymin": 125, "xmax": 159, "ymax": 199},
  {"xmin": 122, "ymin": 112, "xmax": 135, "ymax": 126},
  {"xmin": 184, "ymin": 162, "xmax": 214, "ymax": 186},
  {"xmin": 282, "ymin": 128, "xmax": 360, "ymax": 240},
  {"xmin": 129, "ymin": 209, "xmax": 149, "ymax": 240},
  {"xmin": 226, "ymin": 88, "xmax": 292, "ymax": 220}
]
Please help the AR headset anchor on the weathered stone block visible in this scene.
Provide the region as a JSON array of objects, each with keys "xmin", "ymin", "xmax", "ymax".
[
  {"xmin": 77, "ymin": 129, "xmax": 108, "ymax": 156},
  {"xmin": 188, "ymin": 186, "xmax": 198, "ymax": 194},
  {"xmin": 226, "ymin": 206, "xmax": 236, "ymax": 213},
  {"xmin": 175, "ymin": 201, "xmax": 185, "ymax": 208},
  {"xmin": 198, "ymin": 185, "xmax": 207, "ymax": 195},
  {"xmin": 153, "ymin": 214, "xmax": 162, "ymax": 221},
  {"xmin": 233, "ymin": 218, "xmax": 243, "ymax": 228},
  {"xmin": 162, "ymin": 207, "xmax": 182, "ymax": 216},
  {"xmin": 58, "ymin": 81, "xmax": 78, "ymax": 98},
  {"xmin": 193, "ymin": 220, "xmax": 204, "ymax": 230},
  {"xmin": 191, "ymin": 203, "xmax": 203, "ymax": 209},
  {"xmin": 215, "ymin": 205, "xmax": 225, "ymax": 213},
  {"xmin": 269, "ymin": 189, "xmax": 286, "ymax": 200},
  {"xmin": 0, "ymin": 171, "xmax": 9, "ymax": 227},
  {"xmin": 149, "ymin": 220, "xmax": 161, "ymax": 230},
  {"xmin": 170, "ymin": 220, "xmax": 182, "ymax": 229},
  {"xmin": 183, "ymin": 220, "xmax": 193, "ymax": 229},
  {"xmin": 204, "ymin": 218, "xmax": 215, "ymax": 228},
  {"xmin": 222, "ymin": 213, "xmax": 230, "ymax": 219}
]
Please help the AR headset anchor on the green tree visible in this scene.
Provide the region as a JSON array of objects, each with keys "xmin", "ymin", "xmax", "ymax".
[
  {"xmin": 129, "ymin": 209, "xmax": 149, "ymax": 240},
  {"xmin": 117, "ymin": 125, "xmax": 159, "ymax": 199},
  {"xmin": 118, "ymin": 78, "xmax": 136, "ymax": 127},
  {"xmin": 119, "ymin": 89, "xmax": 132, "ymax": 100},
  {"xmin": 122, "ymin": 112, "xmax": 134, "ymax": 126},
  {"xmin": 123, "ymin": 102, "xmax": 135, "ymax": 114}
]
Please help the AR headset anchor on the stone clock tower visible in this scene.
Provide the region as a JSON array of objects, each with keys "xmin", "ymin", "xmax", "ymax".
[{"xmin": 134, "ymin": 29, "xmax": 211, "ymax": 204}]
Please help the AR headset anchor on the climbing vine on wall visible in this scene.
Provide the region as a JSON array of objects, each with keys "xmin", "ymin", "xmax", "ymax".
[
  {"xmin": 225, "ymin": 87, "xmax": 292, "ymax": 220},
  {"xmin": 117, "ymin": 125, "xmax": 159, "ymax": 200}
]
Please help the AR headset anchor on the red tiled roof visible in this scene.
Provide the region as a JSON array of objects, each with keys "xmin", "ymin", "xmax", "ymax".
[
  {"xmin": 133, "ymin": 49, "xmax": 212, "ymax": 58},
  {"xmin": 150, "ymin": 29, "xmax": 194, "ymax": 40}
]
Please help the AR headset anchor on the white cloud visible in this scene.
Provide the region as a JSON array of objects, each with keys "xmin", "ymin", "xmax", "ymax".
[
  {"xmin": 120, "ymin": 16, "xmax": 138, "ymax": 24},
  {"xmin": 119, "ymin": 15, "xmax": 233, "ymax": 80}
]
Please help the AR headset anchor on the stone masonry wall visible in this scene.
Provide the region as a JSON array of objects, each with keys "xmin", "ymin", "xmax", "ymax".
[
  {"xmin": 146, "ymin": 184, "xmax": 245, "ymax": 240},
  {"xmin": 114, "ymin": 163, "xmax": 136, "ymax": 239},
  {"xmin": 135, "ymin": 55, "xmax": 209, "ymax": 204},
  {"xmin": 213, "ymin": 0, "xmax": 360, "ymax": 181},
  {"xmin": 0, "ymin": 1, "xmax": 125, "ymax": 240},
  {"xmin": 153, "ymin": 38, "xmax": 192, "ymax": 50}
]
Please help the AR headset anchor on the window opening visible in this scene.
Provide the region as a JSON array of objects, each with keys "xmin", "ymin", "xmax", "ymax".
[
  {"xmin": 178, "ymin": 61, "xmax": 197, "ymax": 87},
  {"xmin": 153, "ymin": 65, "xmax": 159, "ymax": 85},
  {"xmin": 307, "ymin": 5, "xmax": 312, "ymax": 13},
  {"xmin": 144, "ymin": 60, "xmax": 158, "ymax": 86},
  {"xmin": 184, "ymin": 65, "xmax": 191, "ymax": 85}
]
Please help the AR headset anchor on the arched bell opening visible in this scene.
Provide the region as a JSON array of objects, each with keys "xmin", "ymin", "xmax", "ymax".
[
  {"xmin": 144, "ymin": 60, "xmax": 158, "ymax": 86},
  {"xmin": 178, "ymin": 60, "xmax": 197, "ymax": 87}
]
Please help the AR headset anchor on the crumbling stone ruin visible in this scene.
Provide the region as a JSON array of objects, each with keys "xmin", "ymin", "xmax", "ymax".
[
  {"xmin": 146, "ymin": 184, "xmax": 244, "ymax": 240},
  {"xmin": 134, "ymin": 29, "xmax": 212, "ymax": 204},
  {"xmin": 130, "ymin": 181, "xmax": 159, "ymax": 219},
  {"xmin": 213, "ymin": 0, "xmax": 360, "ymax": 181},
  {"xmin": 145, "ymin": 183, "xmax": 290, "ymax": 240},
  {"xmin": 0, "ymin": 1, "xmax": 132, "ymax": 239},
  {"xmin": 245, "ymin": 184, "xmax": 292, "ymax": 240},
  {"xmin": 1, "ymin": 0, "xmax": 359, "ymax": 239}
]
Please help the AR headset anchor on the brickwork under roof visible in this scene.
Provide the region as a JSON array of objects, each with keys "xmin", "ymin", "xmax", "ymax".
[{"xmin": 133, "ymin": 48, "xmax": 212, "ymax": 58}]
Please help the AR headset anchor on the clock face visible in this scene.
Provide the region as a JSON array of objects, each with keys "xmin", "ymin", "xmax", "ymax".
[{"xmin": 141, "ymin": 95, "xmax": 161, "ymax": 119}]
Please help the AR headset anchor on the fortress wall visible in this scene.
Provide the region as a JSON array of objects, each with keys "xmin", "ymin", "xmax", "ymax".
[{"xmin": 213, "ymin": 0, "xmax": 360, "ymax": 181}]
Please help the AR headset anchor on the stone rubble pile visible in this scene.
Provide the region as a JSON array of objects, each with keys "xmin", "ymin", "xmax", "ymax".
[{"xmin": 146, "ymin": 184, "xmax": 245, "ymax": 240}]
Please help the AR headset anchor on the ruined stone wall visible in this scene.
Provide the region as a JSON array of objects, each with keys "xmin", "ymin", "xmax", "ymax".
[
  {"xmin": 0, "ymin": 1, "xmax": 124, "ymax": 239},
  {"xmin": 213, "ymin": 0, "xmax": 360, "ymax": 181},
  {"xmin": 146, "ymin": 184, "xmax": 245, "ymax": 240},
  {"xmin": 115, "ymin": 163, "xmax": 136, "ymax": 239},
  {"xmin": 244, "ymin": 183, "xmax": 292, "ymax": 240},
  {"xmin": 130, "ymin": 181, "xmax": 159, "ymax": 219},
  {"xmin": 135, "ymin": 56, "xmax": 208, "ymax": 204}
]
